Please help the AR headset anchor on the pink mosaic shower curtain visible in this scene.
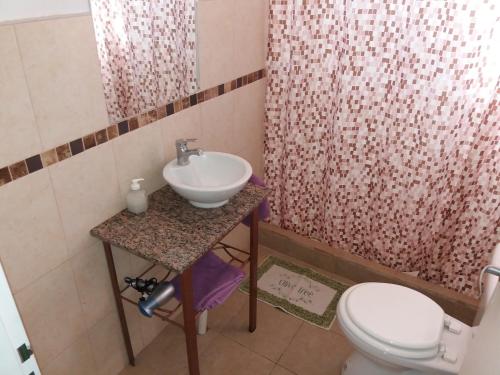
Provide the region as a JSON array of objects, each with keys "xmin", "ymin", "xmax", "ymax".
[
  {"xmin": 90, "ymin": 0, "xmax": 197, "ymax": 122},
  {"xmin": 265, "ymin": 0, "xmax": 500, "ymax": 296}
]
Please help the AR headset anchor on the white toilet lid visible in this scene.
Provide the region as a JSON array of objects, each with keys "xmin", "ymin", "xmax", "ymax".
[{"xmin": 345, "ymin": 283, "xmax": 444, "ymax": 351}]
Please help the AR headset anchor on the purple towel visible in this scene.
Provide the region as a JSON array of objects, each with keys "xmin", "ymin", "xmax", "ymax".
[
  {"xmin": 171, "ymin": 251, "xmax": 245, "ymax": 312},
  {"xmin": 242, "ymin": 174, "xmax": 270, "ymax": 226}
]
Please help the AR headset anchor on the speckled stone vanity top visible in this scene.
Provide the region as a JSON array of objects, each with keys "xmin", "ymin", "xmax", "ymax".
[{"xmin": 90, "ymin": 183, "xmax": 269, "ymax": 273}]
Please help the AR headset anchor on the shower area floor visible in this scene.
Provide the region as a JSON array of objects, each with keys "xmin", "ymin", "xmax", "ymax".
[{"xmin": 118, "ymin": 245, "xmax": 355, "ymax": 375}]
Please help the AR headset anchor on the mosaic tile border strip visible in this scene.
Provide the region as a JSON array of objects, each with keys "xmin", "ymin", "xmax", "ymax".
[{"xmin": 0, "ymin": 69, "xmax": 265, "ymax": 188}]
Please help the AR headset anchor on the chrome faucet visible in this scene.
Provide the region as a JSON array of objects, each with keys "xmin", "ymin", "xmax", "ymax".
[{"xmin": 175, "ymin": 138, "xmax": 203, "ymax": 166}]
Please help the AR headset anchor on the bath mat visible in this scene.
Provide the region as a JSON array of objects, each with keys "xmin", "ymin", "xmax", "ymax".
[{"xmin": 239, "ymin": 256, "xmax": 348, "ymax": 329}]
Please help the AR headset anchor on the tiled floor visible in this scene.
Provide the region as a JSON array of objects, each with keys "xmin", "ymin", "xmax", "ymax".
[{"xmin": 118, "ymin": 246, "xmax": 354, "ymax": 375}]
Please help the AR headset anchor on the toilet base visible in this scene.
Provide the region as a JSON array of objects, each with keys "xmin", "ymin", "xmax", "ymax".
[{"xmin": 341, "ymin": 351, "xmax": 424, "ymax": 375}]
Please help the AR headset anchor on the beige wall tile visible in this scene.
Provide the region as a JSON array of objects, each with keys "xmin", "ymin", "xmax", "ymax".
[
  {"xmin": 0, "ymin": 25, "xmax": 40, "ymax": 166},
  {"xmin": 197, "ymin": 0, "xmax": 236, "ymax": 89},
  {"xmin": 129, "ymin": 252, "xmax": 153, "ymax": 277},
  {"xmin": 234, "ymin": 80, "xmax": 266, "ymax": 147},
  {"xmin": 0, "ymin": 7, "xmax": 269, "ymax": 375},
  {"xmin": 43, "ymin": 334, "xmax": 98, "ymax": 375},
  {"xmin": 233, "ymin": 0, "xmax": 268, "ymax": 78},
  {"xmin": 139, "ymin": 313, "xmax": 169, "ymax": 349},
  {"xmin": 233, "ymin": 79, "xmax": 266, "ymax": 177},
  {"xmin": 160, "ymin": 106, "xmax": 202, "ymax": 162},
  {"xmin": 14, "ymin": 262, "xmax": 87, "ymax": 369},
  {"xmin": 198, "ymin": 0, "xmax": 268, "ymax": 88},
  {"xmin": 112, "ymin": 245, "xmax": 133, "ymax": 289},
  {"xmin": 15, "ymin": 16, "xmax": 108, "ymax": 150},
  {"xmin": 239, "ymin": 143, "xmax": 265, "ymax": 179},
  {"xmin": 221, "ymin": 223, "xmax": 250, "ymax": 251},
  {"xmin": 88, "ymin": 311, "xmax": 129, "ymax": 375},
  {"xmin": 112, "ymin": 123, "xmax": 166, "ymax": 199},
  {"xmin": 0, "ymin": 170, "xmax": 68, "ymax": 293},
  {"xmin": 49, "ymin": 143, "xmax": 122, "ymax": 256},
  {"xmin": 200, "ymin": 92, "xmax": 236, "ymax": 153},
  {"xmin": 123, "ymin": 302, "xmax": 146, "ymax": 356},
  {"xmin": 71, "ymin": 242, "xmax": 115, "ymax": 330}
]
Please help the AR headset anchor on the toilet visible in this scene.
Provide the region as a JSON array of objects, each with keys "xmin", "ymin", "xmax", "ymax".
[{"xmin": 336, "ymin": 245, "xmax": 500, "ymax": 375}]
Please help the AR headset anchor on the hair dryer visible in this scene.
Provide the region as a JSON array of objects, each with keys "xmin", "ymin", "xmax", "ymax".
[{"xmin": 138, "ymin": 281, "xmax": 176, "ymax": 317}]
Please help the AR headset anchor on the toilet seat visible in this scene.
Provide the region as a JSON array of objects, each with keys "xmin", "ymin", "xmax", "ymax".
[
  {"xmin": 337, "ymin": 282, "xmax": 473, "ymax": 374},
  {"xmin": 339, "ymin": 283, "xmax": 445, "ymax": 359}
]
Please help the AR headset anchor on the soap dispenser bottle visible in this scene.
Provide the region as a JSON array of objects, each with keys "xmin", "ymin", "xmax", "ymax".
[{"xmin": 127, "ymin": 178, "xmax": 148, "ymax": 214}]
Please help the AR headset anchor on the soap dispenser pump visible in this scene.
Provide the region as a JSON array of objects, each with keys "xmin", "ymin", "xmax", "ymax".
[{"xmin": 127, "ymin": 178, "xmax": 148, "ymax": 214}]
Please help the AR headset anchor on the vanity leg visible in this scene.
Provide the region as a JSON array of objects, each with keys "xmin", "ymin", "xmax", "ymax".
[
  {"xmin": 249, "ymin": 208, "xmax": 259, "ymax": 332},
  {"xmin": 102, "ymin": 242, "xmax": 135, "ymax": 366},
  {"xmin": 181, "ymin": 267, "xmax": 200, "ymax": 375}
]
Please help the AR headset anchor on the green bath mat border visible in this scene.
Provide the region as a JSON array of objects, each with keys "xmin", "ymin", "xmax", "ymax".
[{"xmin": 239, "ymin": 256, "xmax": 348, "ymax": 329}]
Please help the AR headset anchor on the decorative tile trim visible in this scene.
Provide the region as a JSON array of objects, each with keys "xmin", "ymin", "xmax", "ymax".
[{"xmin": 0, "ymin": 69, "xmax": 266, "ymax": 188}]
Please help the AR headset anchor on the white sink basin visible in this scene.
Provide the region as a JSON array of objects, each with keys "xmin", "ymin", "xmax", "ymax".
[{"xmin": 163, "ymin": 152, "xmax": 252, "ymax": 208}]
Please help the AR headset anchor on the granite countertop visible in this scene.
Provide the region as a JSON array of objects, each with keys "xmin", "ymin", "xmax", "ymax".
[{"xmin": 90, "ymin": 183, "xmax": 269, "ymax": 273}]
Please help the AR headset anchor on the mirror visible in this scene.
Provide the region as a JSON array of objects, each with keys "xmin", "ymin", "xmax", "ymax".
[{"xmin": 89, "ymin": 0, "xmax": 198, "ymax": 123}]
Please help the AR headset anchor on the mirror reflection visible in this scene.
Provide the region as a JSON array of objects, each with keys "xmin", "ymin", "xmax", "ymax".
[{"xmin": 89, "ymin": 0, "xmax": 198, "ymax": 123}]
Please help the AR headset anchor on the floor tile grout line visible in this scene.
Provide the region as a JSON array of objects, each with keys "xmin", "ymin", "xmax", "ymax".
[
  {"xmin": 218, "ymin": 328, "xmax": 280, "ymax": 365},
  {"xmin": 121, "ymin": 249, "xmax": 345, "ymax": 375},
  {"xmin": 214, "ymin": 249, "xmax": 313, "ymax": 366},
  {"xmin": 212, "ymin": 297, "xmax": 282, "ymax": 365},
  {"xmin": 272, "ymin": 363, "xmax": 300, "ymax": 375},
  {"xmin": 223, "ymin": 334, "xmax": 280, "ymax": 369},
  {"xmin": 277, "ymin": 320, "xmax": 304, "ymax": 364},
  {"xmin": 215, "ymin": 295, "xmax": 306, "ymax": 365}
]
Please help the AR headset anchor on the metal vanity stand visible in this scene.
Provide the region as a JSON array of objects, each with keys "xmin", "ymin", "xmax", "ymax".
[{"xmin": 90, "ymin": 183, "xmax": 269, "ymax": 375}]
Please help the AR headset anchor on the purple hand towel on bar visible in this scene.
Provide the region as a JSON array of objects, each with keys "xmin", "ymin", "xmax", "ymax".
[
  {"xmin": 171, "ymin": 251, "xmax": 245, "ymax": 312},
  {"xmin": 242, "ymin": 174, "xmax": 269, "ymax": 226}
]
